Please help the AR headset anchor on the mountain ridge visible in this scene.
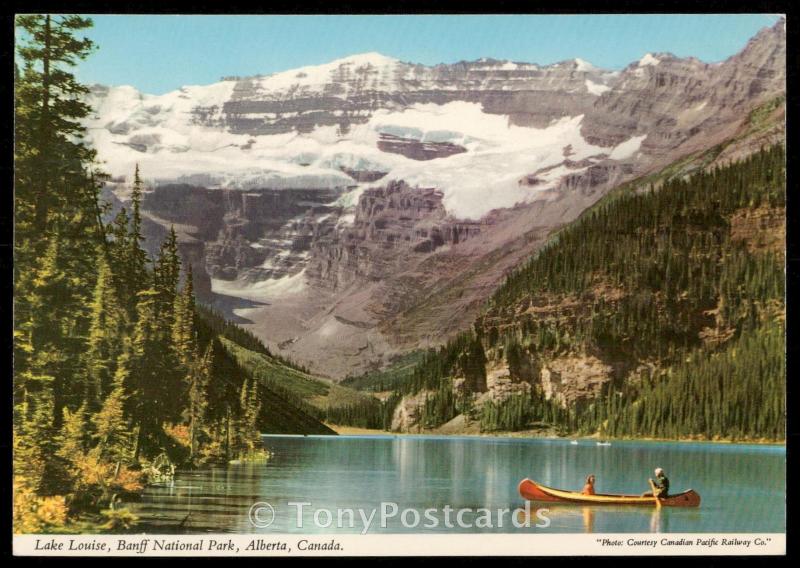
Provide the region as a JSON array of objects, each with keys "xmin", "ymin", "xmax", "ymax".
[{"xmin": 85, "ymin": 20, "xmax": 785, "ymax": 378}]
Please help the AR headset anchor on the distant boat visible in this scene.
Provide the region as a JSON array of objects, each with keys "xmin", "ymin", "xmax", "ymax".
[
  {"xmin": 570, "ymin": 440, "xmax": 579, "ymax": 445},
  {"xmin": 596, "ymin": 441, "xmax": 611, "ymax": 447}
]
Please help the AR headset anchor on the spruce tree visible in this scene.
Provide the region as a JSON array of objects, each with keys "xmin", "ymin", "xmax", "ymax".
[
  {"xmin": 123, "ymin": 286, "xmax": 182, "ymax": 461},
  {"xmin": 187, "ymin": 344, "xmax": 212, "ymax": 461},
  {"xmin": 155, "ymin": 226, "xmax": 181, "ymax": 329},
  {"xmin": 126, "ymin": 164, "xmax": 149, "ymax": 300},
  {"xmin": 85, "ymin": 249, "xmax": 125, "ymax": 408},
  {"xmin": 92, "ymin": 377, "xmax": 134, "ymax": 465},
  {"xmin": 172, "ymin": 263, "xmax": 197, "ymax": 365},
  {"xmin": 14, "ymin": 15, "xmax": 96, "ymax": 238}
]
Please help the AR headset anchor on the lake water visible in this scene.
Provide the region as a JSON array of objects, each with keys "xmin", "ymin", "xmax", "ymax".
[{"xmin": 130, "ymin": 435, "xmax": 785, "ymax": 534}]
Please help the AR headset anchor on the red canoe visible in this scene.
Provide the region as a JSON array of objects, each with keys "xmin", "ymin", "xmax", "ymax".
[{"xmin": 519, "ymin": 478, "xmax": 701, "ymax": 507}]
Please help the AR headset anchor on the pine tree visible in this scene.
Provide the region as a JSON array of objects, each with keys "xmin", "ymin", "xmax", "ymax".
[
  {"xmin": 14, "ymin": 15, "xmax": 96, "ymax": 238},
  {"xmin": 122, "ymin": 287, "xmax": 182, "ymax": 461},
  {"xmin": 16, "ymin": 236, "xmax": 89, "ymax": 425},
  {"xmin": 14, "ymin": 16, "xmax": 288, "ymax": 528},
  {"xmin": 16, "ymin": 392, "xmax": 72, "ymax": 496},
  {"xmin": 460, "ymin": 336, "xmax": 487, "ymax": 392},
  {"xmin": 236, "ymin": 378, "xmax": 262, "ymax": 457},
  {"xmin": 155, "ymin": 226, "xmax": 181, "ymax": 329},
  {"xmin": 84, "ymin": 249, "xmax": 125, "ymax": 408},
  {"xmin": 14, "ymin": 15, "xmax": 103, "ymax": 497},
  {"xmin": 187, "ymin": 344, "xmax": 212, "ymax": 462},
  {"xmin": 91, "ymin": 378, "xmax": 134, "ymax": 465},
  {"xmin": 126, "ymin": 164, "xmax": 149, "ymax": 300},
  {"xmin": 56, "ymin": 404, "xmax": 89, "ymax": 484},
  {"xmin": 172, "ymin": 263, "xmax": 196, "ymax": 366}
]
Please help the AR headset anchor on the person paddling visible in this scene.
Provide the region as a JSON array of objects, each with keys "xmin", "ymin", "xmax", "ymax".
[
  {"xmin": 582, "ymin": 474, "xmax": 596, "ymax": 495},
  {"xmin": 641, "ymin": 467, "xmax": 669, "ymax": 498}
]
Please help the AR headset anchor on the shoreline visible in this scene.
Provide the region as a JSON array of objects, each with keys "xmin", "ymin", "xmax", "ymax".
[{"xmin": 325, "ymin": 424, "xmax": 786, "ymax": 446}]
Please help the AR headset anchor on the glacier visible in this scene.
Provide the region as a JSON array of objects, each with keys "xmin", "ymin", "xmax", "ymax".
[{"xmin": 85, "ymin": 51, "xmax": 641, "ymax": 221}]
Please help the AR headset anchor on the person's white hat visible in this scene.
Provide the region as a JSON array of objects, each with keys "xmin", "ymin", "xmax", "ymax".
[{"xmin": 655, "ymin": 467, "xmax": 664, "ymax": 476}]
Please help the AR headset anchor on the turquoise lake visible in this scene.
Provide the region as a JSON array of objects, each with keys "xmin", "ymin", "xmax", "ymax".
[{"xmin": 131, "ymin": 435, "xmax": 785, "ymax": 534}]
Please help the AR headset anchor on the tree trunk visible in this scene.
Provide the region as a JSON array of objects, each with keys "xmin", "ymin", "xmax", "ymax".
[
  {"xmin": 225, "ymin": 410, "xmax": 231, "ymax": 461},
  {"xmin": 133, "ymin": 423, "xmax": 144, "ymax": 462},
  {"xmin": 189, "ymin": 414, "xmax": 196, "ymax": 462}
]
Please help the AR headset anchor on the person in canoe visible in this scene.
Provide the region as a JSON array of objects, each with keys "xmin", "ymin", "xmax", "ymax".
[
  {"xmin": 641, "ymin": 467, "xmax": 669, "ymax": 498},
  {"xmin": 582, "ymin": 474, "xmax": 596, "ymax": 495}
]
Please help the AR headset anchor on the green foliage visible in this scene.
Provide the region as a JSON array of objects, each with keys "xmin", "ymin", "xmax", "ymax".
[
  {"xmin": 196, "ymin": 304, "xmax": 311, "ymax": 372},
  {"xmin": 324, "ymin": 393, "xmax": 402, "ymax": 430},
  {"xmin": 222, "ymin": 338, "xmax": 328, "ymax": 410},
  {"xmin": 206, "ymin": 338, "xmax": 334, "ymax": 436},
  {"xmin": 14, "ymin": 15, "xmax": 103, "ymax": 507},
  {"xmin": 234, "ymin": 378, "xmax": 263, "ymax": 458},
  {"xmin": 99, "ymin": 508, "xmax": 139, "ymax": 532},
  {"xmin": 421, "ymin": 381, "xmax": 458, "ymax": 428},
  {"xmin": 91, "ymin": 380, "xmax": 134, "ymax": 464},
  {"xmin": 340, "ymin": 350, "xmax": 427, "ymax": 392},
  {"xmin": 403, "ymin": 332, "xmax": 485, "ymax": 395},
  {"xmin": 601, "ymin": 321, "xmax": 785, "ymax": 440},
  {"xmin": 84, "ymin": 252, "xmax": 125, "ymax": 408},
  {"xmin": 221, "ymin": 338, "xmax": 377, "ymax": 431},
  {"xmin": 15, "ymin": 15, "xmax": 98, "ymax": 238},
  {"xmin": 746, "ymin": 95, "xmax": 785, "ymax": 131},
  {"xmin": 120, "ymin": 287, "xmax": 184, "ymax": 460}
]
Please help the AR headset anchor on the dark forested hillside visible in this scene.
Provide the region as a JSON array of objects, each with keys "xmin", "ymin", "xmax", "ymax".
[
  {"xmin": 376, "ymin": 146, "xmax": 785, "ymax": 439},
  {"xmin": 340, "ymin": 351, "xmax": 427, "ymax": 392},
  {"xmin": 222, "ymin": 339, "xmax": 394, "ymax": 430}
]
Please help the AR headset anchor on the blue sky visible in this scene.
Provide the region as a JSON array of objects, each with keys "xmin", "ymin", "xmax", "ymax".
[{"xmin": 66, "ymin": 14, "xmax": 782, "ymax": 94}]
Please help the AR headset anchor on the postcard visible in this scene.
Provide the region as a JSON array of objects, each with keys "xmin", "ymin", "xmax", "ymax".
[{"xmin": 11, "ymin": 12, "xmax": 786, "ymax": 557}]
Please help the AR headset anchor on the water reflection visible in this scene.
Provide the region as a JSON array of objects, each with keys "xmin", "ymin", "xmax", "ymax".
[
  {"xmin": 650, "ymin": 508, "xmax": 663, "ymax": 533},
  {"xmin": 582, "ymin": 507, "xmax": 595, "ymax": 533},
  {"xmin": 129, "ymin": 436, "xmax": 785, "ymax": 534}
]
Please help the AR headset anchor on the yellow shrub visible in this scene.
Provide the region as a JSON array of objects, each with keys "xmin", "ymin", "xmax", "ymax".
[
  {"xmin": 164, "ymin": 423, "xmax": 191, "ymax": 448},
  {"xmin": 114, "ymin": 466, "xmax": 144, "ymax": 493},
  {"xmin": 35, "ymin": 496, "xmax": 68, "ymax": 527},
  {"xmin": 13, "ymin": 479, "xmax": 68, "ymax": 534},
  {"xmin": 100, "ymin": 507, "xmax": 139, "ymax": 532}
]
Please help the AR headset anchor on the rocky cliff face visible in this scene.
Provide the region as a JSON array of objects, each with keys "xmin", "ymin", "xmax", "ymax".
[
  {"xmin": 306, "ymin": 181, "xmax": 481, "ymax": 290},
  {"xmin": 89, "ymin": 20, "xmax": 785, "ymax": 378},
  {"xmin": 581, "ymin": 21, "xmax": 786, "ymax": 158},
  {"xmin": 139, "ymin": 184, "xmax": 345, "ymax": 291},
  {"xmin": 209, "ymin": 55, "xmax": 616, "ymax": 136}
]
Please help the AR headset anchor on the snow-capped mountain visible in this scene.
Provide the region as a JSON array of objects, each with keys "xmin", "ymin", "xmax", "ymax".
[
  {"xmin": 85, "ymin": 20, "xmax": 785, "ymax": 377},
  {"xmin": 87, "ymin": 51, "xmax": 625, "ymax": 220}
]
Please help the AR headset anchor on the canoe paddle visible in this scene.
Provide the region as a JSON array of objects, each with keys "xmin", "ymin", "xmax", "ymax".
[{"xmin": 649, "ymin": 479, "xmax": 662, "ymax": 509}]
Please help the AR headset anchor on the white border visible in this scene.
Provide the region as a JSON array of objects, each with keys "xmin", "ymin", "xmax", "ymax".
[{"xmin": 14, "ymin": 533, "xmax": 785, "ymax": 556}]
